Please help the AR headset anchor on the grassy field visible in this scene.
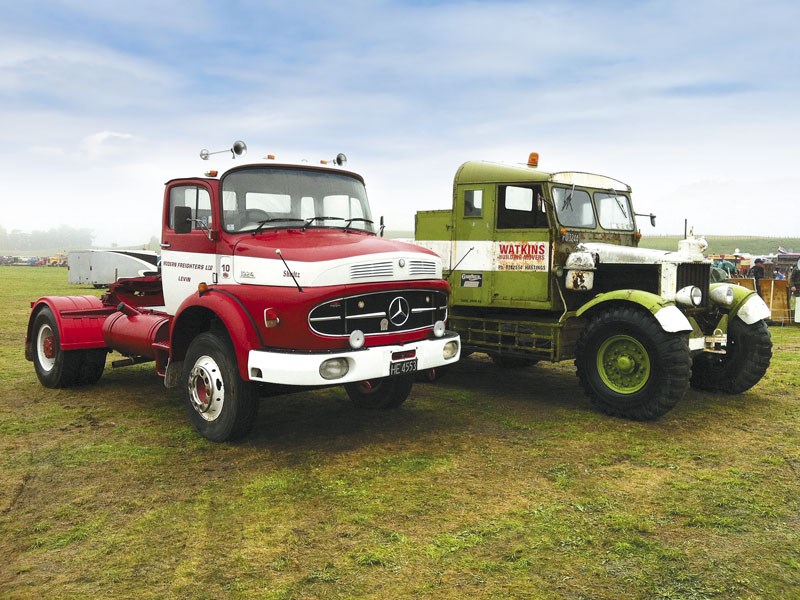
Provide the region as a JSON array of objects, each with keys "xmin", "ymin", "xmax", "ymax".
[{"xmin": 1, "ymin": 266, "xmax": 798, "ymax": 599}]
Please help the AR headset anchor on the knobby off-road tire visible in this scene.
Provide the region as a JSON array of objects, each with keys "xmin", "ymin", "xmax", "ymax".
[
  {"xmin": 182, "ymin": 332, "xmax": 258, "ymax": 442},
  {"xmin": 575, "ymin": 306, "xmax": 691, "ymax": 420},
  {"xmin": 690, "ymin": 318, "xmax": 772, "ymax": 394},
  {"xmin": 345, "ymin": 375, "xmax": 414, "ymax": 409}
]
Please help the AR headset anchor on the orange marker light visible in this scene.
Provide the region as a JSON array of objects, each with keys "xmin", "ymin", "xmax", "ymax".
[
  {"xmin": 264, "ymin": 308, "xmax": 280, "ymax": 328},
  {"xmin": 527, "ymin": 152, "xmax": 539, "ymax": 168},
  {"xmin": 265, "ymin": 154, "xmax": 276, "ymax": 160},
  {"xmin": 204, "ymin": 170, "xmax": 218, "ymax": 177},
  {"xmin": 635, "ymin": 232, "xmax": 643, "ymax": 240},
  {"xmin": 559, "ymin": 227, "xmax": 567, "ymax": 236},
  {"xmin": 197, "ymin": 282, "xmax": 209, "ymax": 293}
]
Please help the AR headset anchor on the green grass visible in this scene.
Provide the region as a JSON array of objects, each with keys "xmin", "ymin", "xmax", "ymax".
[{"xmin": 1, "ymin": 266, "xmax": 799, "ymax": 598}]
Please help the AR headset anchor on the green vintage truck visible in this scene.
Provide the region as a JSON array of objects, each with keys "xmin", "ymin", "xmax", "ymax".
[{"xmin": 414, "ymin": 154, "xmax": 773, "ymax": 420}]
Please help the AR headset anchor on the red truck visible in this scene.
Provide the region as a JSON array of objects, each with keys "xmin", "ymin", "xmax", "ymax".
[{"xmin": 25, "ymin": 143, "xmax": 461, "ymax": 441}]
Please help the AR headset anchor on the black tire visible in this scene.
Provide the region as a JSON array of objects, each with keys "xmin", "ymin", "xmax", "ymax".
[
  {"xmin": 78, "ymin": 349, "xmax": 107, "ymax": 385},
  {"xmin": 31, "ymin": 307, "xmax": 82, "ymax": 388},
  {"xmin": 690, "ymin": 318, "xmax": 772, "ymax": 394},
  {"xmin": 416, "ymin": 366, "xmax": 451, "ymax": 383},
  {"xmin": 182, "ymin": 332, "xmax": 258, "ymax": 442},
  {"xmin": 575, "ymin": 306, "xmax": 691, "ymax": 420},
  {"xmin": 345, "ymin": 375, "xmax": 414, "ymax": 409}
]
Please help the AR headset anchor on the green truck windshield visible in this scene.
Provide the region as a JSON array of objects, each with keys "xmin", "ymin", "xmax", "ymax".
[{"xmin": 552, "ymin": 187, "xmax": 634, "ymax": 231}]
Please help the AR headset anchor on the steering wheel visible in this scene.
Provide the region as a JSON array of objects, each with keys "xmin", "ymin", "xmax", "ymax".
[{"xmin": 242, "ymin": 209, "xmax": 269, "ymax": 229}]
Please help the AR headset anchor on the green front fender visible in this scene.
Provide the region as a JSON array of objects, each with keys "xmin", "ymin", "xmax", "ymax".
[
  {"xmin": 575, "ymin": 290, "xmax": 693, "ymax": 333},
  {"xmin": 710, "ymin": 282, "xmax": 771, "ymax": 325}
]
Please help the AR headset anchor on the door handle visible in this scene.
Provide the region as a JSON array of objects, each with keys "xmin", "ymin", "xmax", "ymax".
[{"xmin": 160, "ymin": 242, "xmax": 171, "ymax": 248}]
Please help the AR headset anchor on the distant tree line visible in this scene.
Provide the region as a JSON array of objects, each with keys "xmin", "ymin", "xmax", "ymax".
[{"xmin": 0, "ymin": 224, "xmax": 94, "ymax": 253}]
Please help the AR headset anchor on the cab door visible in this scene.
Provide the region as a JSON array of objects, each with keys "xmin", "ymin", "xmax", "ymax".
[
  {"xmin": 160, "ymin": 182, "xmax": 217, "ymax": 314},
  {"xmin": 451, "ymin": 184, "xmax": 494, "ymax": 307},
  {"xmin": 489, "ymin": 183, "xmax": 552, "ymax": 308}
]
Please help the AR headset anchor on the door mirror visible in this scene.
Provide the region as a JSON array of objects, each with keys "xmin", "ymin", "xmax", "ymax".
[{"xmin": 174, "ymin": 206, "xmax": 192, "ymax": 234}]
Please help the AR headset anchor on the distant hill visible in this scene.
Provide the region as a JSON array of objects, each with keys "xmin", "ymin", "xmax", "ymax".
[{"xmin": 639, "ymin": 236, "xmax": 800, "ymax": 256}]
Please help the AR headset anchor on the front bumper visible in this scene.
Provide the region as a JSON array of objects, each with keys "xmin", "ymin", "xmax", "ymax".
[{"xmin": 247, "ymin": 331, "xmax": 460, "ymax": 386}]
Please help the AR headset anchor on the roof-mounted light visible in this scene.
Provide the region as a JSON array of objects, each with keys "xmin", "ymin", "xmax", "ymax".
[{"xmin": 527, "ymin": 152, "xmax": 539, "ymax": 168}]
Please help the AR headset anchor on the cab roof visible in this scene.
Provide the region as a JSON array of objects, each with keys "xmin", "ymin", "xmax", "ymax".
[{"xmin": 455, "ymin": 160, "xmax": 631, "ymax": 192}]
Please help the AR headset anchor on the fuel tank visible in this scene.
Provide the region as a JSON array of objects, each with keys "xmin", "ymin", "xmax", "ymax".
[{"xmin": 102, "ymin": 309, "xmax": 170, "ymax": 358}]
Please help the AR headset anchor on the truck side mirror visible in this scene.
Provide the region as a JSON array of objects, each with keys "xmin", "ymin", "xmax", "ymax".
[{"xmin": 174, "ymin": 206, "xmax": 192, "ymax": 234}]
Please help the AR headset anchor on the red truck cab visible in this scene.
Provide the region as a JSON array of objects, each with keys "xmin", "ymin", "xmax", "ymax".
[{"xmin": 25, "ymin": 149, "xmax": 460, "ymax": 441}]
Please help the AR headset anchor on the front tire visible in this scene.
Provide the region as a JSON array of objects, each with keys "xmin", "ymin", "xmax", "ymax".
[
  {"xmin": 690, "ymin": 318, "xmax": 772, "ymax": 393},
  {"xmin": 183, "ymin": 332, "xmax": 258, "ymax": 442},
  {"xmin": 345, "ymin": 375, "xmax": 414, "ymax": 409},
  {"xmin": 576, "ymin": 307, "xmax": 691, "ymax": 420}
]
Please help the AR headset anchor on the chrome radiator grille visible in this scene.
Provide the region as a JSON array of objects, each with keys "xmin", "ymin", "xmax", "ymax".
[{"xmin": 309, "ymin": 290, "xmax": 448, "ymax": 336}]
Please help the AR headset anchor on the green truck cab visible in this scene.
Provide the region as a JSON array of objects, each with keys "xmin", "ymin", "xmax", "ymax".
[{"xmin": 415, "ymin": 156, "xmax": 773, "ymax": 420}]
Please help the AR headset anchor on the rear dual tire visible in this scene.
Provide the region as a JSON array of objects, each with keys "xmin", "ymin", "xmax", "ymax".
[{"xmin": 32, "ymin": 308, "xmax": 106, "ymax": 388}]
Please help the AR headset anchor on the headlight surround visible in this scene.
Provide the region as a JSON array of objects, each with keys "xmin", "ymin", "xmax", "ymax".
[
  {"xmin": 676, "ymin": 285, "xmax": 703, "ymax": 307},
  {"xmin": 319, "ymin": 358, "xmax": 349, "ymax": 380},
  {"xmin": 709, "ymin": 284, "xmax": 735, "ymax": 307},
  {"xmin": 443, "ymin": 340, "xmax": 459, "ymax": 360}
]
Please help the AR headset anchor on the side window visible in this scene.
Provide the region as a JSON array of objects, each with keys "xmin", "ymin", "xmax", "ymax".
[
  {"xmin": 464, "ymin": 189, "xmax": 483, "ymax": 217},
  {"xmin": 169, "ymin": 186, "xmax": 211, "ymax": 230},
  {"xmin": 497, "ymin": 185, "xmax": 545, "ymax": 229}
]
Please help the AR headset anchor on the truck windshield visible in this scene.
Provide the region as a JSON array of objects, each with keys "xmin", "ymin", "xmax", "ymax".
[
  {"xmin": 221, "ymin": 168, "xmax": 374, "ymax": 234},
  {"xmin": 552, "ymin": 187, "xmax": 595, "ymax": 228},
  {"xmin": 595, "ymin": 192, "xmax": 635, "ymax": 231}
]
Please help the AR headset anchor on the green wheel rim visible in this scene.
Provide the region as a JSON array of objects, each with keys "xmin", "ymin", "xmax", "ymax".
[{"xmin": 596, "ymin": 334, "xmax": 651, "ymax": 394}]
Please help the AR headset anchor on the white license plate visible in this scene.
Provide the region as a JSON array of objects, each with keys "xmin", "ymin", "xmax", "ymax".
[{"xmin": 390, "ymin": 358, "xmax": 417, "ymax": 375}]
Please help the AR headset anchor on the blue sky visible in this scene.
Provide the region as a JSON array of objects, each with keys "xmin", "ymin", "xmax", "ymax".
[{"xmin": 1, "ymin": 0, "xmax": 798, "ymax": 247}]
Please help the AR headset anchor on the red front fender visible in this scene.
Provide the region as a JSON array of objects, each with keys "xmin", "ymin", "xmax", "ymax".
[{"xmin": 171, "ymin": 288, "xmax": 263, "ymax": 381}]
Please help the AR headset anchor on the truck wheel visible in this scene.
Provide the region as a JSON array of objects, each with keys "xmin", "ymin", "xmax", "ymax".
[
  {"xmin": 78, "ymin": 349, "xmax": 107, "ymax": 385},
  {"xmin": 690, "ymin": 318, "xmax": 772, "ymax": 394},
  {"xmin": 345, "ymin": 375, "xmax": 414, "ymax": 409},
  {"xmin": 576, "ymin": 307, "xmax": 691, "ymax": 420},
  {"xmin": 32, "ymin": 307, "xmax": 81, "ymax": 388},
  {"xmin": 416, "ymin": 366, "xmax": 450, "ymax": 382},
  {"xmin": 182, "ymin": 332, "xmax": 258, "ymax": 442}
]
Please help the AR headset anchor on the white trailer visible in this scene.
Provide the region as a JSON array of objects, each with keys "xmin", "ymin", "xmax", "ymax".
[{"xmin": 67, "ymin": 250, "xmax": 159, "ymax": 287}]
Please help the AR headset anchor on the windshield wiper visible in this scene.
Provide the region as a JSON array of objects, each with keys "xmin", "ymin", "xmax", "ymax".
[
  {"xmin": 609, "ymin": 189, "xmax": 628, "ymax": 218},
  {"xmin": 251, "ymin": 218, "xmax": 305, "ymax": 236},
  {"xmin": 561, "ymin": 184, "xmax": 576, "ymax": 212},
  {"xmin": 344, "ymin": 217, "xmax": 374, "ymax": 230},
  {"xmin": 302, "ymin": 216, "xmax": 345, "ymax": 231}
]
